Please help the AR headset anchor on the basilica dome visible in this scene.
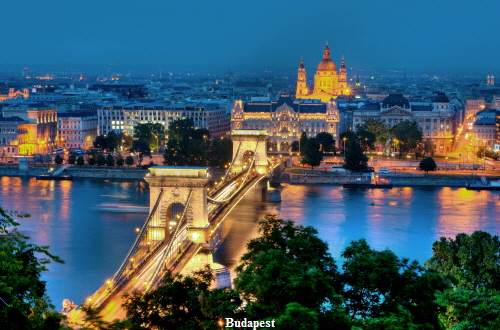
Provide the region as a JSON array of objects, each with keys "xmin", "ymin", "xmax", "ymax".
[{"xmin": 317, "ymin": 44, "xmax": 336, "ymax": 72}]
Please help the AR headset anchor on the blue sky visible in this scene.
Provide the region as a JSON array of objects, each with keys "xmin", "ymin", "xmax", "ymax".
[{"xmin": 2, "ymin": 0, "xmax": 499, "ymax": 73}]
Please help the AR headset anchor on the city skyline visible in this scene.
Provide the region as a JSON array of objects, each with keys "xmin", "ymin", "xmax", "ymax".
[{"xmin": 1, "ymin": 0, "xmax": 499, "ymax": 73}]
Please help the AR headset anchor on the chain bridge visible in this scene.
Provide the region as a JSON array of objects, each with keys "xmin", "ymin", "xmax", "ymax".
[{"xmin": 80, "ymin": 130, "xmax": 282, "ymax": 321}]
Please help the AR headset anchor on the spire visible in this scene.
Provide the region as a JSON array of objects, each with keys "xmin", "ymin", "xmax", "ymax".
[
  {"xmin": 323, "ymin": 42, "xmax": 331, "ymax": 60},
  {"xmin": 341, "ymin": 56, "xmax": 345, "ymax": 68},
  {"xmin": 299, "ymin": 56, "xmax": 304, "ymax": 69}
]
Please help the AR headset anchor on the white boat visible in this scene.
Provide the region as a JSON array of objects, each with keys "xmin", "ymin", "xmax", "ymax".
[{"xmin": 93, "ymin": 203, "xmax": 149, "ymax": 213}]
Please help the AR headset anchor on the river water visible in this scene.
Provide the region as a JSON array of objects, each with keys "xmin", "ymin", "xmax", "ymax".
[{"xmin": 1, "ymin": 176, "xmax": 499, "ymax": 310}]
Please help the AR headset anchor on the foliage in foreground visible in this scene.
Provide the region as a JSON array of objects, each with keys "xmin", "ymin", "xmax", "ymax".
[{"xmin": 0, "ymin": 207, "xmax": 65, "ymax": 330}]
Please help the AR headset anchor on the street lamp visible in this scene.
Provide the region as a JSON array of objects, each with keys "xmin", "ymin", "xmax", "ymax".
[
  {"xmin": 154, "ymin": 135, "xmax": 159, "ymax": 154},
  {"xmin": 445, "ymin": 156, "xmax": 448, "ymax": 171},
  {"xmin": 343, "ymin": 137, "xmax": 347, "ymax": 154}
]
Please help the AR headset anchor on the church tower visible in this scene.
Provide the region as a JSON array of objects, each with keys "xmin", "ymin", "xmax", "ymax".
[
  {"xmin": 338, "ymin": 56, "xmax": 348, "ymax": 94},
  {"xmin": 296, "ymin": 57, "xmax": 308, "ymax": 97},
  {"xmin": 313, "ymin": 42, "xmax": 338, "ymax": 97}
]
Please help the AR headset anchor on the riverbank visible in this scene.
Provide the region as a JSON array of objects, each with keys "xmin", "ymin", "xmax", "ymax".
[
  {"xmin": 0, "ymin": 165, "xmax": 498, "ymax": 187},
  {"xmin": 0, "ymin": 165, "xmax": 227, "ymax": 180},
  {"xmin": 279, "ymin": 170, "xmax": 500, "ymax": 187}
]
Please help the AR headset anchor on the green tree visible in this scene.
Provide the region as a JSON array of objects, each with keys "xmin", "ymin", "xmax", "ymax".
[
  {"xmin": 391, "ymin": 120, "xmax": 423, "ymax": 158},
  {"xmin": 355, "ymin": 124, "xmax": 376, "ymax": 152},
  {"xmin": 426, "ymin": 231, "xmax": 500, "ymax": 290},
  {"xmin": 343, "ymin": 138, "xmax": 368, "ymax": 172},
  {"xmin": 76, "ymin": 156, "xmax": 85, "ymax": 167},
  {"xmin": 93, "ymin": 135, "xmax": 107, "ymax": 150},
  {"xmin": 133, "ymin": 123, "xmax": 155, "ymax": 145},
  {"xmin": 426, "ymin": 231, "xmax": 500, "ymax": 328},
  {"xmin": 106, "ymin": 131, "xmax": 120, "ymax": 152},
  {"xmin": 419, "ymin": 157, "xmax": 436, "ymax": 173},
  {"xmin": 106, "ymin": 154, "xmax": 115, "ymax": 166},
  {"xmin": 67, "ymin": 155, "xmax": 76, "ymax": 165},
  {"xmin": 299, "ymin": 132, "xmax": 308, "ymax": 155},
  {"xmin": 339, "ymin": 131, "xmax": 357, "ymax": 154},
  {"xmin": 125, "ymin": 156, "xmax": 134, "ymax": 167},
  {"xmin": 301, "ymin": 138, "xmax": 323, "ymax": 170},
  {"xmin": 363, "ymin": 118, "xmax": 392, "ymax": 146},
  {"xmin": 88, "ymin": 157, "xmax": 96, "ymax": 167},
  {"xmin": 341, "ymin": 239, "xmax": 445, "ymax": 329},
  {"xmin": 291, "ymin": 141, "xmax": 299, "ymax": 152},
  {"xmin": 0, "ymin": 207, "xmax": 64, "ymax": 330},
  {"xmin": 477, "ymin": 145, "xmax": 499, "ymax": 160},
  {"xmin": 118, "ymin": 133, "xmax": 133, "ymax": 150},
  {"xmin": 122, "ymin": 266, "xmax": 243, "ymax": 330},
  {"xmin": 205, "ymin": 137, "xmax": 232, "ymax": 168},
  {"xmin": 54, "ymin": 154, "xmax": 63, "ymax": 165},
  {"xmin": 316, "ymin": 132, "xmax": 335, "ymax": 154},
  {"xmin": 96, "ymin": 153, "xmax": 106, "ymax": 167},
  {"xmin": 115, "ymin": 154, "xmax": 124, "ymax": 167},
  {"xmin": 234, "ymin": 215, "xmax": 348, "ymax": 328},
  {"xmin": 130, "ymin": 140, "xmax": 151, "ymax": 166}
]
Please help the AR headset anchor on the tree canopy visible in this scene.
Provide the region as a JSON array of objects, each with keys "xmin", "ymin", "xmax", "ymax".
[
  {"xmin": 130, "ymin": 140, "xmax": 151, "ymax": 166},
  {"xmin": 354, "ymin": 124, "xmax": 376, "ymax": 152},
  {"xmin": 391, "ymin": 120, "xmax": 423, "ymax": 158},
  {"xmin": 0, "ymin": 207, "xmax": 64, "ymax": 330},
  {"xmin": 419, "ymin": 157, "xmax": 437, "ymax": 173},
  {"xmin": 316, "ymin": 132, "xmax": 335, "ymax": 154},
  {"xmin": 301, "ymin": 137, "xmax": 323, "ymax": 169},
  {"xmin": 343, "ymin": 138, "xmax": 368, "ymax": 172}
]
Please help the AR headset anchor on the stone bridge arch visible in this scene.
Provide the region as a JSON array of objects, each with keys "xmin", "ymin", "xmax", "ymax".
[
  {"xmin": 144, "ymin": 167, "xmax": 211, "ymax": 244},
  {"xmin": 230, "ymin": 129, "xmax": 268, "ymax": 174}
]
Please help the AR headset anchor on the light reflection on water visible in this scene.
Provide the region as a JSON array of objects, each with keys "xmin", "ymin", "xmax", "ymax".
[{"xmin": 1, "ymin": 177, "xmax": 500, "ymax": 310}]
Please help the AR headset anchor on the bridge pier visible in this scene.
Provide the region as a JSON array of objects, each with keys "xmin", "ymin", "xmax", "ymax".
[{"xmin": 242, "ymin": 179, "xmax": 281, "ymax": 202}]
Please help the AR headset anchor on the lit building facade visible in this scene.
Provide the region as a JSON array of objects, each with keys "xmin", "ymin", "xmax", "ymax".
[
  {"xmin": 231, "ymin": 95, "xmax": 340, "ymax": 150},
  {"xmin": 58, "ymin": 112, "xmax": 98, "ymax": 150},
  {"xmin": 97, "ymin": 101, "xmax": 230, "ymax": 137},
  {"xmin": 472, "ymin": 117, "xmax": 496, "ymax": 148},
  {"xmin": 295, "ymin": 43, "xmax": 348, "ymax": 102},
  {"xmin": 2, "ymin": 103, "xmax": 58, "ymax": 155},
  {"xmin": 0, "ymin": 88, "xmax": 29, "ymax": 102},
  {"xmin": 0, "ymin": 116, "xmax": 26, "ymax": 157},
  {"xmin": 353, "ymin": 93, "xmax": 457, "ymax": 153}
]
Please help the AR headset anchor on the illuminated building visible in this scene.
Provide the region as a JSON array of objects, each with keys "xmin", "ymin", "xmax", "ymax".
[
  {"xmin": 0, "ymin": 116, "xmax": 26, "ymax": 157},
  {"xmin": 58, "ymin": 112, "xmax": 98, "ymax": 150},
  {"xmin": 0, "ymin": 88, "xmax": 29, "ymax": 102},
  {"xmin": 487, "ymin": 75, "xmax": 495, "ymax": 86},
  {"xmin": 97, "ymin": 101, "xmax": 230, "ymax": 137},
  {"xmin": 295, "ymin": 43, "xmax": 348, "ymax": 102},
  {"xmin": 353, "ymin": 93, "xmax": 457, "ymax": 153},
  {"xmin": 231, "ymin": 95, "xmax": 340, "ymax": 150},
  {"xmin": 2, "ymin": 103, "xmax": 57, "ymax": 155},
  {"xmin": 472, "ymin": 117, "xmax": 496, "ymax": 149}
]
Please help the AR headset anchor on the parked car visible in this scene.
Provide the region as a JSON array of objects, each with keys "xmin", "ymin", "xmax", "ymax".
[
  {"xmin": 378, "ymin": 168, "xmax": 391, "ymax": 174},
  {"xmin": 361, "ymin": 167, "xmax": 374, "ymax": 173}
]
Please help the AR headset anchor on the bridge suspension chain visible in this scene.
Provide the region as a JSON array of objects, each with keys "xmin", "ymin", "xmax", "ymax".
[
  {"xmin": 146, "ymin": 189, "xmax": 194, "ymax": 291},
  {"xmin": 207, "ymin": 141, "xmax": 260, "ymax": 205},
  {"xmin": 110, "ymin": 189, "xmax": 165, "ymax": 285},
  {"xmin": 221, "ymin": 140, "xmax": 242, "ymax": 184}
]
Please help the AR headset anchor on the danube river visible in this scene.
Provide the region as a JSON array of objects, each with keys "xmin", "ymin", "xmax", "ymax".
[{"xmin": 1, "ymin": 176, "xmax": 500, "ymax": 310}]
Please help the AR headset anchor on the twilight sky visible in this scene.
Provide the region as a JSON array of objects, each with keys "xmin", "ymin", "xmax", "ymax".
[{"xmin": 2, "ymin": 0, "xmax": 499, "ymax": 73}]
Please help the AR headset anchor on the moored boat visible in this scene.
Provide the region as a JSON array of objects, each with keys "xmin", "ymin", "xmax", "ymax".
[{"xmin": 36, "ymin": 174, "xmax": 73, "ymax": 180}]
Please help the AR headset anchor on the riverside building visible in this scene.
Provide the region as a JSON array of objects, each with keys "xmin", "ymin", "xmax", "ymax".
[
  {"xmin": 230, "ymin": 95, "xmax": 340, "ymax": 151},
  {"xmin": 97, "ymin": 101, "xmax": 230, "ymax": 137}
]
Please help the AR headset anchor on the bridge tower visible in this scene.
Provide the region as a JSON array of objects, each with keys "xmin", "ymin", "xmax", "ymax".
[
  {"xmin": 230, "ymin": 129, "xmax": 268, "ymax": 174},
  {"xmin": 144, "ymin": 166, "xmax": 211, "ymax": 244}
]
